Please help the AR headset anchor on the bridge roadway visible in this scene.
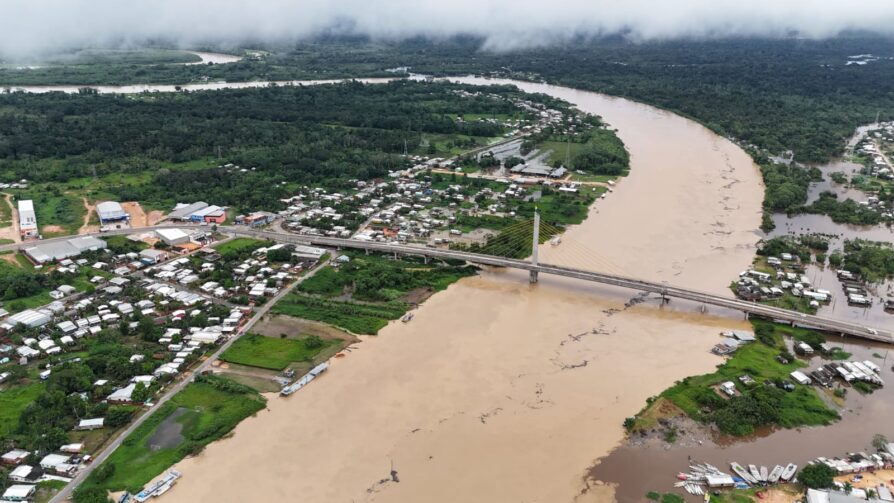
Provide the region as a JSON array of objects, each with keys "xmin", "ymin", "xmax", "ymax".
[{"xmin": 2, "ymin": 225, "xmax": 890, "ymax": 343}]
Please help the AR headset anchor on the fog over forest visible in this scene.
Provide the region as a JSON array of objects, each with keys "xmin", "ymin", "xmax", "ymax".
[{"xmin": 4, "ymin": 0, "xmax": 894, "ymax": 57}]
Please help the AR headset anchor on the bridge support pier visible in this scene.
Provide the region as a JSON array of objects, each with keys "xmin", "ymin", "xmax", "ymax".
[{"xmin": 529, "ymin": 210, "xmax": 540, "ymax": 284}]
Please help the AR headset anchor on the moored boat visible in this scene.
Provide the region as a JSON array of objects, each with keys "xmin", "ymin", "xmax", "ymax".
[
  {"xmin": 749, "ymin": 464, "xmax": 762, "ymax": 483},
  {"xmin": 780, "ymin": 463, "xmax": 798, "ymax": 481},
  {"xmin": 730, "ymin": 462, "xmax": 757, "ymax": 485},
  {"xmin": 759, "ymin": 466, "xmax": 769, "ymax": 483},
  {"xmin": 768, "ymin": 465, "xmax": 784, "ymax": 483}
]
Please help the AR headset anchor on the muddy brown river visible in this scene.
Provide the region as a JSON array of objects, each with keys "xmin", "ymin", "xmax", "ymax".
[{"xmin": 130, "ymin": 78, "xmax": 768, "ymax": 502}]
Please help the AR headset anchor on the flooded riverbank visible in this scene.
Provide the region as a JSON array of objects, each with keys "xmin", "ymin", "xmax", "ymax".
[
  {"xmin": 183, "ymin": 51, "xmax": 242, "ymax": 65},
  {"xmin": 589, "ymin": 337, "xmax": 894, "ymax": 502},
  {"xmin": 590, "ymin": 126, "xmax": 894, "ymax": 503},
  {"xmin": 151, "ymin": 78, "xmax": 765, "ymax": 502}
]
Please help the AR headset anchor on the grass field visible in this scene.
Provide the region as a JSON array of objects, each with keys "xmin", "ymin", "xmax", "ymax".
[
  {"xmin": 0, "ymin": 193, "xmax": 11, "ymax": 226},
  {"xmin": 0, "ymin": 381, "xmax": 45, "ymax": 437},
  {"xmin": 272, "ymin": 293, "xmax": 407, "ymax": 335},
  {"xmin": 297, "ymin": 253, "xmax": 476, "ymax": 303},
  {"xmin": 221, "ymin": 333, "xmax": 336, "ymax": 370},
  {"xmin": 82, "ymin": 377, "xmax": 265, "ymax": 494},
  {"xmin": 213, "ymin": 237, "xmax": 269, "ymax": 259},
  {"xmin": 12, "ymin": 188, "xmax": 85, "ymax": 237}
]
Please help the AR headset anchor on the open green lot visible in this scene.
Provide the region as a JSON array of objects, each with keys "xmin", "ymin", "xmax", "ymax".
[
  {"xmin": 221, "ymin": 333, "xmax": 336, "ymax": 371},
  {"xmin": 272, "ymin": 293, "xmax": 407, "ymax": 335},
  {"xmin": 0, "ymin": 381, "xmax": 45, "ymax": 437},
  {"xmin": 298, "ymin": 253, "xmax": 476, "ymax": 302},
  {"xmin": 11, "ymin": 188, "xmax": 85, "ymax": 237},
  {"xmin": 79, "ymin": 376, "xmax": 265, "ymax": 496},
  {"xmin": 213, "ymin": 237, "xmax": 270, "ymax": 259}
]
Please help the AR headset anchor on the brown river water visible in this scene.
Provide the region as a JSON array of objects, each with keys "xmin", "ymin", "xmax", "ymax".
[{"xmin": 136, "ymin": 78, "xmax": 771, "ymax": 503}]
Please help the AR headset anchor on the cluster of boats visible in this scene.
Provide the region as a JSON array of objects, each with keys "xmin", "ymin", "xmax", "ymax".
[
  {"xmin": 729, "ymin": 462, "xmax": 798, "ymax": 486},
  {"xmin": 808, "ymin": 360, "xmax": 885, "ymax": 387},
  {"xmin": 675, "ymin": 460, "xmax": 798, "ymax": 497}
]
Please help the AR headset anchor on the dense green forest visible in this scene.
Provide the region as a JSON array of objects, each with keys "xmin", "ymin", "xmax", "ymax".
[
  {"xmin": 5, "ymin": 36, "xmax": 894, "ymax": 162},
  {"xmin": 0, "ymin": 80, "xmax": 578, "ymax": 212}
]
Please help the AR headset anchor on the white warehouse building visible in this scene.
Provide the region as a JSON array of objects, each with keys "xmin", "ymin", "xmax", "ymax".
[
  {"xmin": 17, "ymin": 199, "xmax": 37, "ymax": 239},
  {"xmin": 96, "ymin": 201, "xmax": 129, "ymax": 226}
]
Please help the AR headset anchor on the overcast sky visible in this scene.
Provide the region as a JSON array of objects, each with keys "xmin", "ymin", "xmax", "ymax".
[{"xmin": 4, "ymin": 0, "xmax": 894, "ymax": 57}]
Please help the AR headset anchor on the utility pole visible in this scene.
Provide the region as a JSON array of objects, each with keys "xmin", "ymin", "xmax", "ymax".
[{"xmin": 530, "ymin": 210, "xmax": 540, "ymax": 284}]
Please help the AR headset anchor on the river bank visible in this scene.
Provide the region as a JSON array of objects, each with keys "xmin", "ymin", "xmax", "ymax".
[
  {"xmin": 588, "ymin": 123, "xmax": 894, "ymax": 502},
  {"xmin": 149, "ymin": 78, "xmax": 764, "ymax": 502}
]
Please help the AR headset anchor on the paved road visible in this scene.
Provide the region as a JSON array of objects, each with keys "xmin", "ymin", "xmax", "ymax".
[{"xmin": 49, "ymin": 258, "xmax": 329, "ymax": 503}]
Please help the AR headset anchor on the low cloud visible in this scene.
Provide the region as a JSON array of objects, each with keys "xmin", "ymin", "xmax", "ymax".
[{"xmin": 3, "ymin": 0, "xmax": 894, "ymax": 58}]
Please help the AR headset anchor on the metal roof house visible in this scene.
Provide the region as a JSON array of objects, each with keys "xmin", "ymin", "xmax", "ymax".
[
  {"xmin": 96, "ymin": 201, "xmax": 129, "ymax": 225},
  {"xmin": 17, "ymin": 199, "xmax": 37, "ymax": 238},
  {"xmin": 2, "ymin": 484, "xmax": 36, "ymax": 502}
]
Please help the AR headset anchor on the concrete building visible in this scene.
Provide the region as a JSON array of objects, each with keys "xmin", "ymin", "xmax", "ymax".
[
  {"xmin": 155, "ymin": 228, "xmax": 190, "ymax": 246},
  {"xmin": 189, "ymin": 205, "xmax": 226, "ymax": 224},
  {"xmin": 139, "ymin": 249, "xmax": 169, "ymax": 264},
  {"xmin": 96, "ymin": 201, "xmax": 129, "ymax": 226},
  {"xmin": 17, "ymin": 199, "xmax": 37, "ymax": 239}
]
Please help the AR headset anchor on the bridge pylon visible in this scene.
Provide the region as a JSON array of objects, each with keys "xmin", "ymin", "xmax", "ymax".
[{"xmin": 530, "ymin": 210, "xmax": 540, "ymax": 284}]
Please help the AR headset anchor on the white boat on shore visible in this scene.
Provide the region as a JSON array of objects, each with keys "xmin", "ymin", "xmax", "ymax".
[
  {"xmin": 730, "ymin": 462, "xmax": 757, "ymax": 485},
  {"xmin": 781, "ymin": 463, "xmax": 798, "ymax": 481},
  {"xmin": 759, "ymin": 466, "xmax": 769, "ymax": 483},
  {"xmin": 748, "ymin": 464, "xmax": 762, "ymax": 483},
  {"xmin": 768, "ymin": 465, "xmax": 784, "ymax": 483}
]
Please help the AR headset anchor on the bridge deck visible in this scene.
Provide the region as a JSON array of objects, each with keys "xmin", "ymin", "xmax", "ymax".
[
  {"xmin": 233, "ymin": 228, "xmax": 893, "ymax": 344},
  {"xmin": 1, "ymin": 225, "xmax": 889, "ymax": 344}
]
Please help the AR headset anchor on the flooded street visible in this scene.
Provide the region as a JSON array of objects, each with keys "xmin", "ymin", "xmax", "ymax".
[
  {"xmin": 157, "ymin": 79, "xmax": 766, "ymax": 502},
  {"xmin": 767, "ymin": 152, "xmax": 894, "ymax": 327}
]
